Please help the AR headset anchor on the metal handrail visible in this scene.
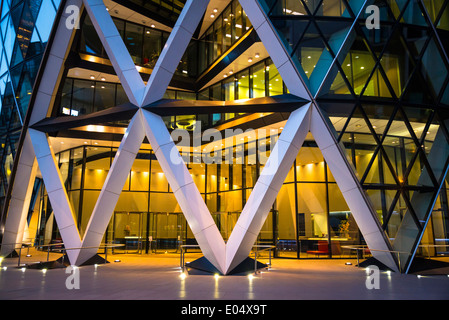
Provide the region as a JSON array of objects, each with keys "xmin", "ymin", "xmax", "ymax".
[
  {"xmin": 1, "ymin": 242, "xmax": 125, "ymax": 267},
  {"xmin": 179, "ymin": 245, "xmax": 200, "ymax": 271},
  {"xmin": 341, "ymin": 245, "xmax": 411, "ymax": 271},
  {"xmin": 252, "ymin": 245, "xmax": 275, "ymax": 274},
  {"xmin": 418, "ymin": 244, "xmax": 449, "ymax": 259}
]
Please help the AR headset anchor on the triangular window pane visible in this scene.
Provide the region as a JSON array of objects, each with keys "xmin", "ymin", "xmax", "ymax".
[
  {"xmin": 362, "ymin": 66, "xmax": 393, "ymax": 98},
  {"xmin": 422, "ymin": 0, "xmax": 446, "ymax": 23},
  {"xmin": 420, "ymin": 37, "xmax": 448, "ymax": 98},
  {"xmin": 314, "ymin": 0, "xmax": 348, "ymax": 17},
  {"xmin": 271, "ymin": 18, "xmax": 309, "ymax": 56},
  {"xmin": 402, "ymin": 68, "xmax": 434, "ymax": 104},
  {"xmin": 267, "ymin": 0, "xmax": 309, "ymax": 16},
  {"xmin": 315, "ymin": 19, "xmax": 353, "ymax": 55},
  {"xmin": 435, "ymin": 1, "xmax": 449, "ymax": 30},
  {"xmin": 317, "ymin": 57, "xmax": 353, "ymax": 98},
  {"xmin": 401, "ymin": 25, "xmax": 431, "ymax": 59},
  {"xmin": 401, "ymin": 0, "xmax": 429, "ymax": 27},
  {"xmin": 292, "ymin": 21, "xmax": 330, "ymax": 81},
  {"xmin": 378, "ymin": 28, "xmax": 414, "ymax": 98}
]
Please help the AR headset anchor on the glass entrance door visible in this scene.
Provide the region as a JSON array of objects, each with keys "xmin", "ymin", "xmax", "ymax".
[
  {"xmin": 151, "ymin": 212, "xmax": 184, "ymax": 253},
  {"xmin": 113, "ymin": 211, "xmax": 143, "ymax": 253}
]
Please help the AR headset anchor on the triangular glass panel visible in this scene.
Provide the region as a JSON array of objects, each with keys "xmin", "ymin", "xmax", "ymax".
[
  {"xmin": 314, "ymin": 19, "xmax": 353, "ymax": 56},
  {"xmin": 382, "ymin": 189, "xmax": 401, "ymax": 226},
  {"xmin": 386, "ymin": 0, "xmax": 409, "ymax": 20},
  {"xmin": 420, "ymin": 36, "xmax": 448, "ymax": 98},
  {"xmin": 315, "ymin": 100, "xmax": 356, "ymax": 141},
  {"xmin": 351, "ymin": 51, "xmax": 377, "ymax": 96},
  {"xmin": 405, "ymin": 153, "xmax": 435, "ymax": 188},
  {"xmin": 401, "ymin": 67, "xmax": 434, "ymax": 104},
  {"xmin": 271, "ymin": 18, "xmax": 310, "ymax": 57},
  {"xmin": 362, "ymin": 65, "xmax": 393, "ymax": 98},
  {"xmin": 263, "ymin": 0, "xmax": 309, "ymax": 16},
  {"xmin": 422, "ymin": 0, "xmax": 446, "ymax": 24},
  {"xmin": 303, "ymin": 0, "xmax": 322, "ymax": 15},
  {"xmin": 384, "ymin": 191, "xmax": 406, "ymax": 240},
  {"xmin": 441, "ymin": 80, "xmax": 449, "ymax": 106},
  {"xmin": 435, "ymin": 1, "xmax": 449, "ymax": 30},
  {"xmin": 292, "ymin": 20, "xmax": 330, "ymax": 81},
  {"xmin": 10, "ymin": 41, "xmax": 23, "ymax": 69},
  {"xmin": 361, "ymin": 152, "xmax": 383, "ymax": 184},
  {"xmin": 314, "ymin": 0, "xmax": 348, "ymax": 17},
  {"xmin": 317, "ymin": 56, "xmax": 354, "ymax": 98},
  {"xmin": 378, "ymin": 27, "xmax": 415, "ymax": 98},
  {"xmin": 401, "ymin": 24, "xmax": 432, "ymax": 59},
  {"xmin": 365, "ymin": 189, "xmax": 386, "ymax": 224},
  {"xmin": 400, "ymin": 0, "xmax": 429, "ymax": 27},
  {"xmin": 361, "ymin": 20, "xmax": 395, "ymax": 58},
  {"xmin": 360, "ymin": 103, "xmax": 396, "ymax": 137},
  {"xmin": 345, "ymin": 0, "xmax": 367, "ymax": 17},
  {"xmin": 401, "ymin": 106, "xmax": 433, "ymax": 142}
]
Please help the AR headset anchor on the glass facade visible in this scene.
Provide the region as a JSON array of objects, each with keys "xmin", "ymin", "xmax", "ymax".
[
  {"xmin": 2, "ymin": 0, "xmax": 449, "ymax": 271},
  {"xmin": 0, "ymin": 0, "xmax": 59, "ymax": 215}
]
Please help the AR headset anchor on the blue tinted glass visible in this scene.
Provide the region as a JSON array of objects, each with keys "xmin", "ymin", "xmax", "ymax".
[
  {"xmin": 3, "ymin": 15, "xmax": 15, "ymax": 64},
  {"xmin": 34, "ymin": 0, "xmax": 56, "ymax": 42},
  {"xmin": 1, "ymin": 0, "xmax": 10, "ymax": 20},
  {"xmin": 51, "ymin": 0, "xmax": 61, "ymax": 10}
]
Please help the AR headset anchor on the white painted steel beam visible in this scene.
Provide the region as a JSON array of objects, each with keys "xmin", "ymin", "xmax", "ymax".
[
  {"xmin": 0, "ymin": 132, "xmax": 38, "ymax": 257},
  {"xmin": 83, "ymin": 0, "xmax": 145, "ymax": 106},
  {"xmin": 140, "ymin": 109, "xmax": 226, "ymax": 273},
  {"xmin": 309, "ymin": 104, "xmax": 398, "ymax": 272},
  {"xmin": 225, "ymin": 103, "xmax": 312, "ymax": 273},
  {"xmin": 28, "ymin": 129, "xmax": 82, "ymax": 264},
  {"xmin": 239, "ymin": 0, "xmax": 311, "ymax": 100},
  {"xmin": 75, "ymin": 112, "xmax": 145, "ymax": 265},
  {"xmin": 141, "ymin": 0, "xmax": 209, "ymax": 106}
]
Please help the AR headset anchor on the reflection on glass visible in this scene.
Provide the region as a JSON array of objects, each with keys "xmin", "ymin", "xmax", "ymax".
[{"xmin": 251, "ymin": 62, "xmax": 266, "ymax": 98}]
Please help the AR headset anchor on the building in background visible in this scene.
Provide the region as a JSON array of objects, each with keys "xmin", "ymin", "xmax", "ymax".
[{"xmin": 0, "ymin": 0, "xmax": 449, "ymax": 274}]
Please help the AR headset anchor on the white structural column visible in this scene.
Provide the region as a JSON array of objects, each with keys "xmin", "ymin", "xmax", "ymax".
[
  {"xmin": 141, "ymin": 0, "xmax": 209, "ymax": 106},
  {"xmin": 138, "ymin": 0, "xmax": 227, "ymax": 272},
  {"xmin": 0, "ymin": 133, "xmax": 38, "ymax": 257},
  {"xmin": 309, "ymin": 104, "xmax": 398, "ymax": 272},
  {"xmin": 238, "ymin": 0, "xmax": 310, "ymax": 100},
  {"xmin": 75, "ymin": 112, "xmax": 145, "ymax": 265},
  {"xmin": 225, "ymin": 104, "xmax": 312, "ymax": 273},
  {"xmin": 1, "ymin": 0, "xmax": 82, "ymax": 257},
  {"xmin": 83, "ymin": 0, "xmax": 145, "ymax": 106},
  {"xmin": 28, "ymin": 129, "xmax": 82, "ymax": 264},
  {"xmin": 141, "ymin": 109, "xmax": 226, "ymax": 273},
  {"xmin": 29, "ymin": 0, "xmax": 83, "ymax": 126}
]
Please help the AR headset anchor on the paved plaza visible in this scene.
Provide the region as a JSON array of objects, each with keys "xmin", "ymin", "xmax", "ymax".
[{"xmin": 0, "ymin": 249, "xmax": 448, "ymax": 301}]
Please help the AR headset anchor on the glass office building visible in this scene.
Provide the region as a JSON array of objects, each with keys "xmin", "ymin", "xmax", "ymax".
[{"xmin": 1, "ymin": 0, "xmax": 449, "ymax": 274}]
